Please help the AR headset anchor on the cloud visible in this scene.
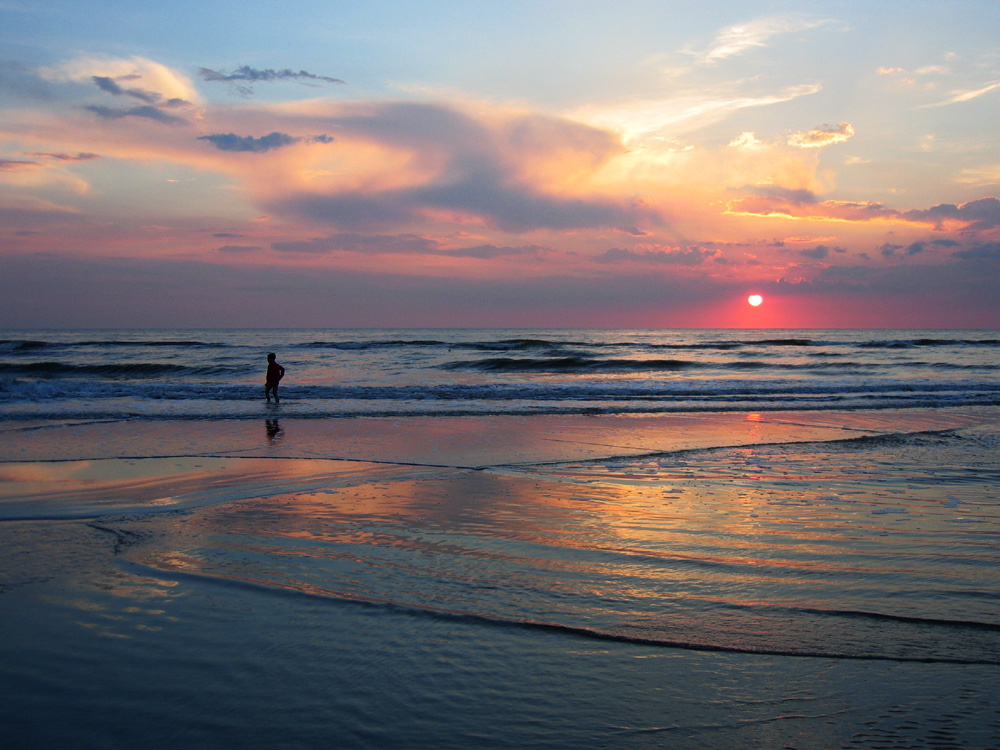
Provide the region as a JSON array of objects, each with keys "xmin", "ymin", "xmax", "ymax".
[
  {"xmin": 271, "ymin": 233, "xmax": 443, "ymax": 254},
  {"xmin": 728, "ymin": 193, "xmax": 1000, "ymax": 231},
  {"xmin": 953, "ymin": 242, "xmax": 1000, "ymax": 261},
  {"xmin": 788, "ymin": 122, "xmax": 855, "ymax": 148},
  {"xmin": 920, "ymin": 81, "xmax": 1000, "ymax": 108},
  {"xmin": 92, "ymin": 75, "xmax": 161, "ymax": 104},
  {"xmin": 902, "ymin": 197, "xmax": 1000, "ymax": 230},
  {"xmin": 443, "ymin": 244, "xmax": 542, "ymax": 259},
  {"xmin": 597, "ymin": 246, "xmax": 721, "ymax": 265},
  {"xmin": 0, "ymin": 60, "xmax": 59, "ymax": 103},
  {"xmin": 84, "ymin": 104, "xmax": 188, "ymax": 124},
  {"xmin": 881, "ymin": 240, "xmax": 959, "ymax": 258},
  {"xmin": 0, "ymin": 152, "xmax": 100, "ymax": 176},
  {"xmin": 742, "ymin": 185, "xmax": 818, "ymax": 204},
  {"xmin": 269, "ymin": 233, "xmax": 544, "ymax": 260},
  {"xmin": 216, "ymin": 245, "xmax": 263, "ymax": 253},
  {"xmin": 40, "ymin": 55, "xmax": 201, "ymax": 104},
  {"xmin": 39, "ymin": 58, "xmax": 202, "ymax": 125},
  {"xmin": 728, "ymin": 194, "xmax": 894, "ymax": 222},
  {"xmin": 799, "ymin": 245, "xmax": 844, "ymax": 259},
  {"xmin": 277, "ymin": 182, "xmax": 658, "ymax": 234},
  {"xmin": 692, "ymin": 16, "xmax": 836, "ymax": 64},
  {"xmin": 574, "ymin": 83, "xmax": 821, "ymax": 144},
  {"xmin": 197, "ymin": 131, "xmax": 333, "ymax": 152},
  {"xmin": 0, "ymin": 159, "xmax": 42, "ymax": 172},
  {"xmin": 956, "ymin": 163, "xmax": 1000, "ymax": 187},
  {"xmin": 0, "ymin": 194, "xmax": 84, "ymax": 222},
  {"xmin": 24, "ymin": 152, "xmax": 100, "ymax": 162},
  {"xmin": 199, "ymin": 66, "xmax": 345, "ymax": 96},
  {"xmin": 259, "ymin": 101, "xmax": 663, "ymax": 234}
]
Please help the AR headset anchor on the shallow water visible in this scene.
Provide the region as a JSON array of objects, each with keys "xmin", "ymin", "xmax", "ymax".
[
  {"xmin": 3, "ymin": 328, "xmax": 999, "ymax": 419},
  {"xmin": 2, "ymin": 410, "xmax": 999, "ymax": 747},
  {"xmin": 5, "ymin": 573, "xmax": 999, "ymax": 749},
  {"xmin": 99, "ymin": 422, "xmax": 1000, "ymax": 664}
]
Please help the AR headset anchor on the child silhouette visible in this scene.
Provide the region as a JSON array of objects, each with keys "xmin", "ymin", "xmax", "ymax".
[{"xmin": 264, "ymin": 352, "xmax": 285, "ymax": 403}]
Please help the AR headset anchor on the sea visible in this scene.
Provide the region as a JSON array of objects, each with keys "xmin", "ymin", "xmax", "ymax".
[
  {"xmin": 2, "ymin": 328, "xmax": 1000, "ymax": 748},
  {"xmin": 2, "ymin": 328, "xmax": 999, "ymax": 420}
]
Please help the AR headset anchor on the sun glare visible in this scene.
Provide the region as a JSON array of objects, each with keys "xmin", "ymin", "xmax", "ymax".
[{"xmin": 748, "ymin": 294, "xmax": 763, "ymax": 307}]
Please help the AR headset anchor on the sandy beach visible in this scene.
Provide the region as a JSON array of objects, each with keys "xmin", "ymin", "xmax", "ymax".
[{"xmin": 3, "ymin": 409, "xmax": 1000, "ymax": 748}]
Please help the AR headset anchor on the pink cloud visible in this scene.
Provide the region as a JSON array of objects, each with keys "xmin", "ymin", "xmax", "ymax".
[{"xmin": 727, "ymin": 192, "xmax": 1000, "ymax": 232}]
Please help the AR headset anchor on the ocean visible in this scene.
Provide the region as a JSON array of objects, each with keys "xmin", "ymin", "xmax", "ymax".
[
  {"xmin": 2, "ymin": 328, "xmax": 999, "ymax": 420},
  {"xmin": 2, "ymin": 329, "xmax": 1000, "ymax": 748}
]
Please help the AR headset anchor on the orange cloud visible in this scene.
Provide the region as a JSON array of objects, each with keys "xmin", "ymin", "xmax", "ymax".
[
  {"xmin": 787, "ymin": 122, "xmax": 855, "ymax": 148},
  {"xmin": 726, "ymin": 191, "xmax": 1000, "ymax": 232}
]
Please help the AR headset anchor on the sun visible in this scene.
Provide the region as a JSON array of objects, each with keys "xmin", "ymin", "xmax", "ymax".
[{"xmin": 748, "ymin": 294, "xmax": 764, "ymax": 307}]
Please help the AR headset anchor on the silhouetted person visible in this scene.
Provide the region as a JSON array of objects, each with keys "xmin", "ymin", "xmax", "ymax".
[{"xmin": 264, "ymin": 352, "xmax": 285, "ymax": 403}]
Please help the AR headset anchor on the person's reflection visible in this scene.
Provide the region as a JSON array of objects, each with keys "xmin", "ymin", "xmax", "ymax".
[{"xmin": 265, "ymin": 418, "xmax": 284, "ymax": 445}]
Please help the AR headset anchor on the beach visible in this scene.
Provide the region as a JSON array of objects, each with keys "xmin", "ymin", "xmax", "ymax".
[
  {"xmin": 6, "ymin": 0, "xmax": 1000, "ymax": 742},
  {"xmin": 3, "ymin": 407, "xmax": 999, "ymax": 748}
]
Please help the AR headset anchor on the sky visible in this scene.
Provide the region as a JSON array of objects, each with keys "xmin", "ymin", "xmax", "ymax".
[{"xmin": 1, "ymin": 0, "xmax": 999, "ymax": 329}]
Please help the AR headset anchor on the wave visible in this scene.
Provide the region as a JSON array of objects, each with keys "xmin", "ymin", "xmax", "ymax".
[
  {"xmin": 443, "ymin": 356, "xmax": 699, "ymax": 373},
  {"xmin": 76, "ymin": 339, "xmax": 227, "ymax": 348},
  {"xmin": 4, "ymin": 374, "xmax": 999, "ymax": 403},
  {"xmin": 442, "ymin": 356, "xmax": 997, "ymax": 374},
  {"xmin": 124, "ymin": 558, "xmax": 1000, "ymax": 665},
  {"xmin": 1, "ymin": 361, "xmax": 238, "ymax": 378},
  {"xmin": 860, "ymin": 337, "xmax": 1000, "ymax": 349},
  {"xmin": 6, "ymin": 333, "xmax": 1000, "ymax": 358},
  {"xmin": 301, "ymin": 338, "xmax": 447, "ymax": 350},
  {"xmin": 0, "ymin": 339, "xmax": 50, "ymax": 352},
  {"xmin": 300, "ymin": 337, "xmax": 594, "ymax": 354},
  {"xmin": 1, "ymin": 339, "xmax": 227, "ymax": 351}
]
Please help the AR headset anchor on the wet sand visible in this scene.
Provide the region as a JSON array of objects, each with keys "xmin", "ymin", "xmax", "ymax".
[{"xmin": 2, "ymin": 409, "xmax": 999, "ymax": 748}]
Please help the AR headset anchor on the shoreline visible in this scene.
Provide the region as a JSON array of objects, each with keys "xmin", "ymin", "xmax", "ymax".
[{"xmin": 3, "ymin": 406, "xmax": 998, "ymax": 466}]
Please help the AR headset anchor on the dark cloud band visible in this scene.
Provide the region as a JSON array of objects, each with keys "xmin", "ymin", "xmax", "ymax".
[
  {"xmin": 199, "ymin": 66, "xmax": 344, "ymax": 96},
  {"xmin": 197, "ymin": 132, "xmax": 334, "ymax": 152}
]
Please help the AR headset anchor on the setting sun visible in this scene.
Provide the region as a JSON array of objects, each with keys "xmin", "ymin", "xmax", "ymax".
[{"xmin": 748, "ymin": 294, "xmax": 763, "ymax": 307}]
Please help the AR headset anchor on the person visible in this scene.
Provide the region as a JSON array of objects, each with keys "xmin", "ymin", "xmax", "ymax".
[{"xmin": 264, "ymin": 352, "xmax": 285, "ymax": 403}]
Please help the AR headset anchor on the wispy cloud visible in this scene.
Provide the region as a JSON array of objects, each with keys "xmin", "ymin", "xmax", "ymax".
[
  {"xmin": 199, "ymin": 66, "xmax": 345, "ymax": 96},
  {"xmin": 728, "ymin": 193, "xmax": 1000, "ymax": 232},
  {"xmin": 272, "ymin": 233, "xmax": 443, "ymax": 255},
  {"xmin": 0, "ymin": 152, "xmax": 100, "ymax": 172},
  {"xmin": 84, "ymin": 104, "xmax": 188, "ymax": 124},
  {"xmin": 92, "ymin": 75, "xmax": 162, "ymax": 104},
  {"xmin": 442, "ymin": 244, "xmax": 542, "ymax": 259},
  {"xmin": 920, "ymin": 80, "xmax": 1000, "ymax": 107},
  {"xmin": 573, "ymin": 83, "xmax": 821, "ymax": 144},
  {"xmin": 197, "ymin": 132, "xmax": 334, "ymax": 153},
  {"xmin": 23, "ymin": 152, "xmax": 100, "ymax": 162},
  {"xmin": 691, "ymin": 16, "xmax": 836, "ymax": 65},
  {"xmin": 0, "ymin": 159, "xmax": 42, "ymax": 172},
  {"xmin": 216, "ymin": 244, "xmax": 263, "ymax": 253},
  {"xmin": 597, "ymin": 246, "xmax": 722, "ymax": 265}
]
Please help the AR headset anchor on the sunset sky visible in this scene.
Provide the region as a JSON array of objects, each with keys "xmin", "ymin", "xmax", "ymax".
[{"xmin": 2, "ymin": 0, "xmax": 999, "ymax": 328}]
